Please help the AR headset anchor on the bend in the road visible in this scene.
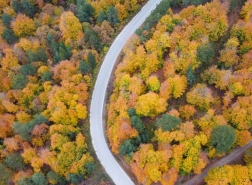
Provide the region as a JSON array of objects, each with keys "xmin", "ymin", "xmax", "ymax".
[{"xmin": 90, "ymin": 0, "xmax": 162, "ymax": 184}]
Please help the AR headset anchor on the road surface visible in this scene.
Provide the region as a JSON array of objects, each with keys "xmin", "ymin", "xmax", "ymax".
[{"xmin": 90, "ymin": 0, "xmax": 162, "ymax": 184}]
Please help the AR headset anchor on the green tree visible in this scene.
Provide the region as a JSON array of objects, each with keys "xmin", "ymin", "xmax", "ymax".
[
  {"xmin": 2, "ymin": 28, "xmax": 18, "ymax": 44},
  {"xmin": 85, "ymin": 162, "xmax": 96, "ymax": 176},
  {"xmin": 210, "ymin": 125, "xmax": 236, "ymax": 154},
  {"xmin": 31, "ymin": 173, "xmax": 48, "ymax": 185},
  {"xmin": 46, "ymin": 171, "xmax": 67, "ymax": 185},
  {"xmin": 156, "ymin": 114, "xmax": 181, "ymax": 132},
  {"xmin": 106, "ymin": 6, "xmax": 119, "ymax": 26},
  {"xmin": 67, "ymin": 173, "xmax": 84, "ymax": 185},
  {"xmin": 197, "ymin": 42, "xmax": 215, "ymax": 65},
  {"xmin": 12, "ymin": 74, "xmax": 29, "ymax": 90},
  {"xmin": 130, "ymin": 116, "xmax": 145, "ymax": 133},
  {"xmin": 20, "ymin": 63, "xmax": 36, "ymax": 76},
  {"xmin": 58, "ymin": 45, "xmax": 72, "ymax": 62},
  {"xmin": 97, "ymin": 11, "xmax": 106, "ymax": 23},
  {"xmin": 84, "ymin": 28, "xmax": 101, "ymax": 50},
  {"xmin": 22, "ymin": 0, "xmax": 35, "ymax": 18},
  {"xmin": 4, "ymin": 153, "xmax": 25, "ymax": 171},
  {"xmin": 0, "ymin": 163, "xmax": 12, "ymax": 185},
  {"xmin": 13, "ymin": 115, "xmax": 48, "ymax": 141},
  {"xmin": 27, "ymin": 48, "xmax": 48, "ymax": 63},
  {"xmin": 41, "ymin": 71, "xmax": 53, "ymax": 81},
  {"xmin": 79, "ymin": 60, "xmax": 90, "ymax": 74},
  {"xmin": 18, "ymin": 178, "xmax": 33, "ymax": 185},
  {"xmin": 127, "ymin": 108, "xmax": 137, "ymax": 117},
  {"xmin": 230, "ymin": 0, "xmax": 238, "ymax": 12},
  {"xmin": 186, "ymin": 64, "xmax": 196, "ymax": 85},
  {"xmin": 76, "ymin": 0, "xmax": 94, "ymax": 23},
  {"xmin": 37, "ymin": 48, "xmax": 48, "ymax": 63},
  {"xmin": 119, "ymin": 137, "xmax": 141, "ymax": 156},
  {"xmin": 87, "ymin": 52, "xmax": 96, "ymax": 69},
  {"xmin": 2, "ymin": 13, "xmax": 13, "ymax": 28},
  {"xmin": 12, "ymin": 0, "xmax": 24, "ymax": 14},
  {"xmin": 119, "ymin": 139, "xmax": 138, "ymax": 156},
  {"xmin": 182, "ymin": 0, "xmax": 205, "ymax": 6}
]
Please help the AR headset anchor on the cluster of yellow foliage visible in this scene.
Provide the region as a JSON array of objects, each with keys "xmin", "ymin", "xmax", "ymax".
[
  {"xmin": 59, "ymin": 11, "xmax": 83, "ymax": 42},
  {"xmin": 11, "ymin": 14, "xmax": 36, "ymax": 37},
  {"xmin": 205, "ymin": 165, "xmax": 251, "ymax": 185}
]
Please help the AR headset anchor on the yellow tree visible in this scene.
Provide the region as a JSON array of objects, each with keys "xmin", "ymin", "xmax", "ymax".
[
  {"xmin": 168, "ymin": 75, "xmax": 187, "ymax": 98},
  {"xmin": 146, "ymin": 76, "xmax": 160, "ymax": 92},
  {"xmin": 186, "ymin": 83, "xmax": 215, "ymax": 110},
  {"xmin": 0, "ymin": 0, "xmax": 10, "ymax": 12},
  {"xmin": 59, "ymin": 11, "xmax": 83, "ymax": 42},
  {"xmin": 11, "ymin": 14, "xmax": 36, "ymax": 37},
  {"xmin": 135, "ymin": 92, "xmax": 167, "ymax": 118},
  {"xmin": 1, "ymin": 49, "xmax": 20, "ymax": 72},
  {"xmin": 130, "ymin": 144, "xmax": 173, "ymax": 184},
  {"xmin": 205, "ymin": 165, "xmax": 233, "ymax": 185},
  {"xmin": 219, "ymin": 38, "xmax": 240, "ymax": 68},
  {"xmin": 179, "ymin": 105, "xmax": 196, "ymax": 120}
]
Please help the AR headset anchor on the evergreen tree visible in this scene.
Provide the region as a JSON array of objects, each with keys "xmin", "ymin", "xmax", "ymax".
[
  {"xmin": 59, "ymin": 47, "xmax": 69, "ymax": 61},
  {"xmin": 67, "ymin": 173, "xmax": 84, "ymax": 185},
  {"xmin": 53, "ymin": 52, "xmax": 60, "ymax": 64},
  {"xmin": 182, "ymin": 0, "xmax": 205, "ymax": 6},
  {"xmin": 186, "ymin": 64, "xmax": 196, "ymax": 85},
  {"xmin": 41, "ymin": 71, "xmax": 53, "ymax": 81},
  {"xmin": 13, "ymin": 115, "xmax": 48, "ymax": 141},
  {"xmin": 4, "ymin": 153, "xmax": 25, "ymax": 171},
  {"xmin": 97, "ymin": 11, "xmax": 106, "ymax": 23},
  {"xmin": 84, "ymin": 28, "xmax": 101, "ymax": 50},
  {"xmin": 127, "ymin": 108, "xmax": 137, "ymax": 117},
  {"xmin": 0, "ymin": 163, "xmax": 12, "ymax": 185},
  {"xmin": 20, "ymin": 63, "xmax": 36, "ymax": 76},
  {"xmin": 119, "ymin": 139, "xmax": 138, "ymax": 156},
  {"xmin": 210, "ymin": 125, "xmax": 236, "ymax": 154},
  {"xmin": 130, "ymin": 116, "xmax": 145, "ymax": 133},
  {"xmin": 2, "ymin": 28, "xmax": 18, "ymax": 44},
  {"xmin": 47, "ymin": 171, "xmax": 67, "ymax": 185},
  {"xmin": 156, "ymin": 114, "xmax": 181, "ymax": 132},
  {"xmin": 76, "ymin": 0, "xmax": 94, "ymax": 23},
  {"xmin": 87, "ymin": 52, "xmax": 96, "ymax": 69},
  {"xmin": 27, "ymin": 50, "xmax": 39, "ymax": 62},
  {"xmin": 22, "ymin": 0, "xmax": 36, "ymax": 18},
  {"xmin": 31, "ymin": 173, "xmax": 48, "ymax": 185},
  {"xmin": 2, "ymin": 13, "xmax": 13, "ymax": 28},
  {"xmin": 85, "ymin": 162, "xmax": 96, "ymax": 176},
  {"xmin": 197, "ymin": 42, "xmax": 215, "ymax": 65},
  {"xmin": 37, "ymin": 48, "xmax": 48, "ymax": 63},
  {"xmin": 12, "ymin": 0, "xmax": 24, "ymax": 14},
  {"xmin": 17, "ymin": 178, "xmax": 33, "ymax": 185},
  {"xmin": 12, "ymin": 74, "xmax": 29, "ymax": 89},
  {"xmin": 79, "ymin": 60, "xmax": 90, "ymax": 74},
  {"xmin": 106, "ymin": 6, "xmax": 119, "ymax": 26}
]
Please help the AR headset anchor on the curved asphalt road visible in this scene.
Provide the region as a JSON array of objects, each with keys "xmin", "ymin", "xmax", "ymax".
[{"xmin": 90, "ymin": 0, "xmax": 162, "ymax": 184}]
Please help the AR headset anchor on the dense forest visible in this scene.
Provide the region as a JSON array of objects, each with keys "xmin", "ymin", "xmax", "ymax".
[
  {"xmin": 0, "ymin": 0, "xmax": 147, "ymax": 184},
  {"xmin": 107, "ymin": 0, "xmax": 252, "ymax": 184}
]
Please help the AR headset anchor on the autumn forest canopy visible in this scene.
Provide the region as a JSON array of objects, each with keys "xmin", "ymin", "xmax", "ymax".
[
  {"xmin": 0, "ymin": 0, "xmax": 147, "ymax": 184},
  {"xmin": 107, "ymin": 0, "xmax": 252, "ymax": 184},
  {"xmin": 0, "ymin": 0, "xmax": 252, "ymax": 184}
]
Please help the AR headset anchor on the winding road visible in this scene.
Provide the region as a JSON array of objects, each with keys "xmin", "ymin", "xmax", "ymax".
[{"xmin": 90, "ymin": 0, "xmax": 162, "ymax": 184}]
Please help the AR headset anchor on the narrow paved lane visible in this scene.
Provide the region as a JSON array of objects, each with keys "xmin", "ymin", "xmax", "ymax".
[{"xmin": 90, "ymin": 0, "xmax": 162, "ymax": 184}]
